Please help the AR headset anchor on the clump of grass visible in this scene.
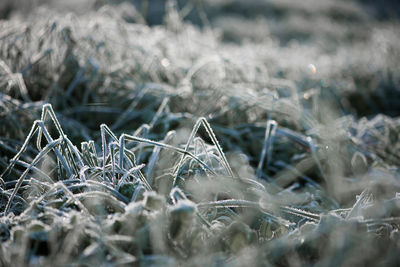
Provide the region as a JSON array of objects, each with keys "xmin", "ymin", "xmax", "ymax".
[{"xmin": 1, "ymin": 102, "xmax": 399, "ymax": 266}]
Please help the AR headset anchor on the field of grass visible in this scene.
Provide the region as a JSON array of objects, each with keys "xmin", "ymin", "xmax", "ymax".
[{"xmin": 1, "ymin": 0, "xmax": 400, "ymax": 266}]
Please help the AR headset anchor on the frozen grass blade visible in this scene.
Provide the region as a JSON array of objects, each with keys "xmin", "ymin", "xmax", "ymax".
[
  {"xmin": 1, "ymin": 120, "xmax": 39, "ymax": 182},
  {"xmin": 257, "ymin": 120, "xmax": 277, "ymax": 178},
  {"xmin": 1, "ymin": 118, "xmax": 72, "ymax": 182},
  {"xmin": 119, "ymin": 136, "xmax": 125, "ymax": 172},
  {"xmin": 5, "ymin": 138, "xmax": 62, "ymax": 214},
  {"xmin": 346, "ymin": 188, "xmax": 372, "ymax": 219},
  {"xmin": 39, "ymin": 104, "xmax": 79, "ymax": 176},
  {"xmin": 101, "ymin": 124, "xmax": 110, "ymax": 183},
  {"xmin": 148, "ymin": 97, "xmax": 169, "ymax": 130},
  {"xmin": 123, "ymin": 134, "xmax": 215, "ymax": 176},
  {"xmin": 199, "ymin": 117, "xmax": 234, "ymax": 177},
  {"xmin": 279, "ymin": 206, "xmax": 320, "ymax": 222},
  {"xmin": 172, "ymin": 117, "xmax": 234, "ymax": 188},
  {"xmin": 37, "ymin": 121, "xmax": 72, "ymax": 177},
  {"xmin": 9, "ymin": 159, "xmax": 54, "ymax": 184},
  {"xmin": 116, "ymin": 164, "xmax": 146, "ymax": 190},
  {"xmin": 109, "ymin": 142, "xmax": 117, "ymax": 184},
  {"xmin": 146, "ymin": 130, "xmax": 175, "ymax": 185},
  {"xmin": 14, "ymin": 73, "xmax": 31, "ymax": 102},
  {"xmin": 101, "ymin": 124, "xmax": 151, "ymax": 190}
]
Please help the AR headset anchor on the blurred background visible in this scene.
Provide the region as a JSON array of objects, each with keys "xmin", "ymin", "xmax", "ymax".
[
  {"xmin": 2, "ymin": 0, "xmax": 400, "ymax": 41},
  {"xmin": 1, "ymin": 0, "xmax": 399, "ymax": 118}
]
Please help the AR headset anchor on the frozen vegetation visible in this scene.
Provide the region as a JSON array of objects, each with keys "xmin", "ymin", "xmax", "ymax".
[{"xmin": 0, "ymin": 0, "xmax": 400, "ymax": 266}]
